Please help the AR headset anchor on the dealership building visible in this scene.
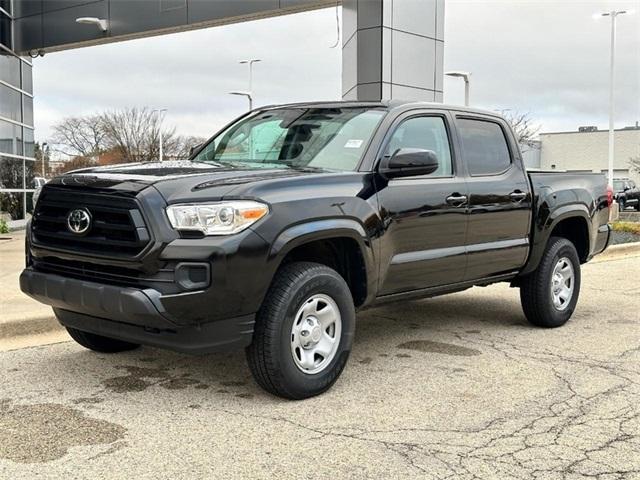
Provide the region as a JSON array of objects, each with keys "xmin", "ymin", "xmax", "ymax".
[
  {"xmin": 522, "ymin": 126, "xmax": 640, "ymax": 186},
  {"xmin": 0, "ymin": 0, "xmax": 445, "ymax": 222}
]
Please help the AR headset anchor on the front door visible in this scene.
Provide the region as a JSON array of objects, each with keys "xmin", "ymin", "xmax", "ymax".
[{"xmin": 376, "ymin": 112, "xmax": 469, "ymax": 295}]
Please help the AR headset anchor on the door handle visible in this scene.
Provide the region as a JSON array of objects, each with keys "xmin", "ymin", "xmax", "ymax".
[
  {"xmin": 509, "ymin": 191, "xmax": 527, "ymax": 202},
  {"xmin": 446, "ymin": 194, "xmax": 468, "ymax": 206}
]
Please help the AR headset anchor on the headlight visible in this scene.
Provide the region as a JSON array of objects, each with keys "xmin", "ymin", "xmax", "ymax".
[{"xmin": 166, "ymin": 201, "xmax": 269, "ymax": 235}]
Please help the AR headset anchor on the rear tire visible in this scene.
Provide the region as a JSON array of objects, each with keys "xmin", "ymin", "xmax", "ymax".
[
  {"xmin": 520, "ymin": 237, "xmax": 581, "ymax": 328},
  {"xmin": 246, "ymin": 262, "xmax": 355, "ymax": 400},
  {"xmin": 66, "ymin": 327, "xmax": 140, "ymax": 353}
]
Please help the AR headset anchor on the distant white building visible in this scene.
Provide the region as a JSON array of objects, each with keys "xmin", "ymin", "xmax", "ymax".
[{"xmin": 537, "ymin": 126, "xmax": 640, "ymax": 184}]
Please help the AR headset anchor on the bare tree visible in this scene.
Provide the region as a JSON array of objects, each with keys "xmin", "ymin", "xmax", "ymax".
[
  {"xmin": 168, "ymin": 135, "xmax": 208, "ymax": 159},
  {"xmin": 55, "ymin": 156, "xmax": 97, "ymax": 175},
  {"xmin": 49, "ymin": 107, "xmax": 207, "ymax": 165},
  {"xmin": 50, "ymin": 115, "xmax": 106, "ymax": 157},
  {"xmin": 99, "ymin": 107, "xmax": 169, "ymax": 162},
  {"xmin": 498, "ymin": 110, "xmax": 541, "ymax": 148}
]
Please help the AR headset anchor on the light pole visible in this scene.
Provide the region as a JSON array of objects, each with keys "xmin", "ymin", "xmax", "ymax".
[
  {"xmin": 229, "ymin": 91, "xmax": 253, "ymax": 110},
  {"xmin": 594, "ymin": 10, "xmax": 630, "ymax": 187},
  {"xmin": 239, "ymin": 58, "xmax": 261, "ymax": 94},
  {"xmin": 230, "ymin": 59, "xmax": 261, "ymax": 111},
  {"xmin": 152, "ymin": 109, "xmax": 167, "ymax": 162},
  {"xmin": 41, "ymin": 142, "xmax": 48, "ymax": 177},
  {"xmin": 445, "ymin": 71, "xmax": 471, "ymax": 106}
]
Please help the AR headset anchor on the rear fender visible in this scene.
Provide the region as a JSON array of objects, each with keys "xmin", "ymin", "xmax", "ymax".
[{"xmin": 521, "ymin": 205, "xmax": 592, "ymax": 275}]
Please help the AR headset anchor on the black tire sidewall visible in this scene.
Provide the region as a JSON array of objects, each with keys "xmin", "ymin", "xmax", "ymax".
[
  {"xmin": 274, "ymin": 267, "xmax": 355, "ymax": 399},
  {"xmin": 538, "ymin": 239, "xmax": 581, "ymax": 327},
  {"xmin": 65, "ymin": 326, "xmax": 140, "ymax": 353}
]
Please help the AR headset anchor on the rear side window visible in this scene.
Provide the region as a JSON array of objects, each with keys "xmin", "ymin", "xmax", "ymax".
[{"xmin": 458, "ymin": 118, "xmax": 511, "ymax": 176}]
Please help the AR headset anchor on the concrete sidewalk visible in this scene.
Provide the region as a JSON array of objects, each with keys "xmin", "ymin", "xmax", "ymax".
[
  {"xmin": 0, "ymin": 232, "xmax": 62, "ymax": 342},
  {"xmin": 1, "ymin": 252, "xmax": 639, "ymax": 478}
]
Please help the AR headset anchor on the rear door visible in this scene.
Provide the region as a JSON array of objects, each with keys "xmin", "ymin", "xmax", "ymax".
[
  {"xmin": 454, "ymin": 115, "xmax": 532, "ymax": 280},
  {"xmin": 376, "ymin": 110, "xmax": 469, "ymax": 295}
]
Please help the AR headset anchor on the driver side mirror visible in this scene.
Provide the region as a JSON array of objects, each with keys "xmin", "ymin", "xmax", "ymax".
[{"xmin": 379, "ymin": 148, "xmax": 440, "ymax": 178}]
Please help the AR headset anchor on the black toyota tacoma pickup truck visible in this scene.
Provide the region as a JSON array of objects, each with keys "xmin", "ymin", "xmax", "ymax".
[{"xmin": 21, "ymin": 101, "xmax": 611, "ymax": 399}]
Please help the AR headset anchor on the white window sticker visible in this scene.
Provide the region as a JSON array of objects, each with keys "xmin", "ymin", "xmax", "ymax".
[{"xmin": 344, "ymin": 139, "xmax": 364, "ymax": 149}]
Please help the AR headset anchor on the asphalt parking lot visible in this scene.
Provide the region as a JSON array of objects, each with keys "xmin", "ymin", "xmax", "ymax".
[{"xmin": 1, "ymin": 238, "xmax": 639, "ymax": 479}]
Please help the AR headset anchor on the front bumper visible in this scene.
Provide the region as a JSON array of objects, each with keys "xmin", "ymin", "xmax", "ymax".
[{"xmin": 20, "ymin": 268, "xmax": 255, "ymax": 354}]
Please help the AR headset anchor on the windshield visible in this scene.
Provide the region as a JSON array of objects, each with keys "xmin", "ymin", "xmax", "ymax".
[{"xmin": 192, "ymin": 107, "xmax": 386, "ymax": 171}]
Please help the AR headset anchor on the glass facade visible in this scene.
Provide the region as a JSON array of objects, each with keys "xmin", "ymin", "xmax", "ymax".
[{"xmin": 0, "ymin": 0, "xmax": 36, "ymax": 223}]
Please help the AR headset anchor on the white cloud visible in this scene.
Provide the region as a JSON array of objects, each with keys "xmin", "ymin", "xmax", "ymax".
[
  {"xmin": 33, "ymin": 7, "xmax": 342, "ymax": 142},
  {"xmin": 33, "ymin": 1, "xmax": 639, "ymax": 145}
]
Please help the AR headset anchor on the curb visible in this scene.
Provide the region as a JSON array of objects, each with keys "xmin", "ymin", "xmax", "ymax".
[
  {"xmin": 595, "ymin": 241, "xmax": 640, "ymax": 261},
  {"xmin": 0, "ymin": 315, "xmax": 63, "ymax": 341}
]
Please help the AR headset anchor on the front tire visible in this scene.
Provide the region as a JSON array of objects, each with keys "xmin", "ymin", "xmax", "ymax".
[
  {"xmin": 66, "ymin": 327, "xmax": 140, "ymax": 353},
  {"xmin": 520, "ymin": 237, "xmax": 581, "ymax": 328},
  {"xmin": 246, "ymin": 262, "xmax": 356, "ymax": 400}
]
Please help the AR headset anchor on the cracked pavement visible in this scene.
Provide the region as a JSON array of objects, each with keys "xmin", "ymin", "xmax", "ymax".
[{"xmin": 1, "ymin": 253, "xmax": 639, "ymax": 479}]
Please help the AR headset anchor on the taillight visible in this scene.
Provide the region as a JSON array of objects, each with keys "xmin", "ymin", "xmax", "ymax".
[{"xmin": 606, "ymin": 185, "xmax": 613, "ymax": 209}]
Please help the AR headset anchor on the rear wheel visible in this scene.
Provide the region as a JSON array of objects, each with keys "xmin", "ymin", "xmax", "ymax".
[
  {"xmin": 520, "ymin": 237, "xmax": 581, "ymax": 328},
  {"xmin": 66, "ymin": 327, "xmax": 140, "ymax": 353},
  {"xmin": 246, "ymin": 262, "xmax": 355, "ymax": 400}
]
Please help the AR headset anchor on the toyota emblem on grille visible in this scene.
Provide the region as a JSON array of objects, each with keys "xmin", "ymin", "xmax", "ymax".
[{"xmin": 67, "ymin": 208, "xmax": 92, "ymax": 235}]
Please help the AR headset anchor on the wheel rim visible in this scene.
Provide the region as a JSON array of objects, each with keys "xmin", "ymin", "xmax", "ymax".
[
  {"xmin": 290, "ymin": 294, "xmax": 342, "ymax": 375},
  {"xmin": 550, "ymin": 257, "xmax": 575, "ymax": 311}
]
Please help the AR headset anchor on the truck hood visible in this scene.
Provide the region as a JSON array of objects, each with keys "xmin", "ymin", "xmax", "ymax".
[{"xmin": 48, "ymin": 160, "xmax": 318, "ymax": 200}]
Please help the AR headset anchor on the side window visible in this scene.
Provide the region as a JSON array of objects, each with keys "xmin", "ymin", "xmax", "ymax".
[
  {"xmin": 384, "ymin": 116, "xmax": 453, "ymax": 176},
  {"xmin": 457, "ymin": 118, "xmax": 511, "ymax": 176}
]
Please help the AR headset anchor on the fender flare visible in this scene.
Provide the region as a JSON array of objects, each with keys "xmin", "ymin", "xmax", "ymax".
[
  {"xmin": 267, "ymin": 218, "xmax": 377, "ymax": 302},
  {"xmin": 521, "ymin": 205, "xmax": 592, "ymax": 275}
]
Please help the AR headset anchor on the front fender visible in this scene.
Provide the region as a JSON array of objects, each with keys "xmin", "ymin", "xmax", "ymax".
[{"xmin": 266, "ymin": 218, "xmax": 378, "ymax": 304}]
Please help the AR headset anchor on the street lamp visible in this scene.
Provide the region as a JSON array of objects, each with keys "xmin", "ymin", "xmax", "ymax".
[
  {"xmin": 229, "ymin": 91, "xmax": 253, "ymax": 110},
  {"xmin": 239, "ymin": 58, "xmax": 261, "ymax": 94},
  {"xmin": 230, "ymin": 59, "xmax": 261, "ymax": 111},
  {"xmin": 152, "ymin": 109, "xmax": 167, "ymax": 162},
  {"xmin": 445, "ymin": 71, "xmax": 471, "ymax": 106},
  {"xmin": 593, "ymin": 10, "xmax": 632, "ymax": 188},
  {"xmin": 75, "ymin": 17, "xmax": 108, "ymax": 32}
]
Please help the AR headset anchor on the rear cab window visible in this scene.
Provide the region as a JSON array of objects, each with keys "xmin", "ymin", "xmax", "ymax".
[{"xmin": 457, "ymin": 118, "xmax": 512, "ymax": 176}]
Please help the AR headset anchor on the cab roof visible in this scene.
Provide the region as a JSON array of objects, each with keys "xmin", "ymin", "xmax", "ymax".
[{"xmin": 259, "ymin": 99, "xmax": 504, "ymax": 120}]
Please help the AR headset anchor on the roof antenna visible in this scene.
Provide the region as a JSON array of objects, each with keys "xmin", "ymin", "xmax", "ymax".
[{"xmin": 329, "ymin": 2, "xmax": 340, "ymax": 48}]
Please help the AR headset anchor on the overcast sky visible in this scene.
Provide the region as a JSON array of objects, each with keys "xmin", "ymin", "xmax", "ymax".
[{"xmin": 32, "ymin": 0, "xmax": 640, "ymax": 146}]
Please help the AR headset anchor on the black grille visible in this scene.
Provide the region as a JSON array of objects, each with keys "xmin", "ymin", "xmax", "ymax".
[
  {"xmin": 31, "ymin": 188, "xmax": 151, "ymax": 257},
  {"xmin": 32, "ymin": 257, "xmax": 179, "ymax": 293}
]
